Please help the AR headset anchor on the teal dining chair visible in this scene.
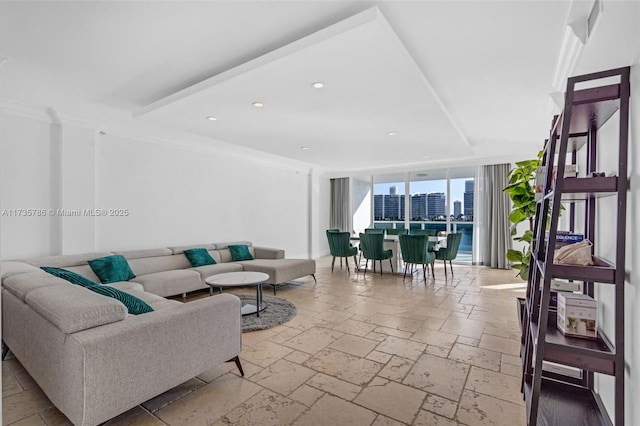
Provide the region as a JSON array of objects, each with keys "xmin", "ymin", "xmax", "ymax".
[
  {"xmin": 364, "ymin": 228, "xmax": 385, "ymax": 234},
  {"xmin": 358, "ymin": 232, "xmax": 393, "ymax": 276},
  {"xmin": 326, "ymin": 230, "xmax": 359, "ymax": 273},
  {"xmin": 399, "ymin": 234, "xmax": 435, "ymax": 281},
  {"xmin": 436, "ymin": 233, "xmax": 463, "ymax": 277}
]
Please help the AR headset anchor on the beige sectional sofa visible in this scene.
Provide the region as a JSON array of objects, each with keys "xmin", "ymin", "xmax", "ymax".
[{"xmin": 0, "ymin": 241, "xmax": 316, "ymax": 425}]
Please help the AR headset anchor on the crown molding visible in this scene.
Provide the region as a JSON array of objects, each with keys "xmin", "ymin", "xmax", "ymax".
[{"xmin": 0, "ymin": 98, "xmax": 51, "ymax": 122}]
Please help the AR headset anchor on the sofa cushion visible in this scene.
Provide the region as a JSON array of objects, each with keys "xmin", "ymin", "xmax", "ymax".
[
  {"xmin": 0, "ymin": 261, "xmax": 41, "ymax": 280},
  {"xmin": 213, "ymin": 241, "xmax": 252, "ymax": 250},
  {"xmin": 2, "ymin": 271, "xmax": 68, "ymax": 301},
  {"xmin": 64, "ymin": 264, "xmax": 101, "ymax": 282},
  {"xmin": 168, "ymin": 243, "xmax": 215, "ymax": 255},
  {"xmin": 41, "ymin": 266, "xmax": 99, "ymax": 288},
  {"xmin": 184, "ymin": 248, "xmax": 216, "ymax": 267},
  {"xmin": 217, "ymin": 247, "xmax": 255, "ymax": 263},
  {"xmin": 229, "ymin": 245, "xmax": 254, "ymax": 261},
  {"xmin": 238, "ymin": 259, "xmax": 316, "ymax": 285},
  {"xmin": 88, "ymin": 255, "xmax": 136, "ymax": 284},
  {"xmin": 113, "ymin": 248, "xmax": 172, "ymax": 260},
  {"xmin": 106, "ymin": 281, "xmax": 145, "ymax": 292},
  {"xmin": 41, "ymin": 266, "xmax": 154, "ymax": 315},
  {"xmin": 190, "ymin": 262, "xmax": 244, "ymax": 280},
  {"xmin": 22, "ymin": 252, "xmax": 113, "ymax": 268},
  {"xmin": 25, "ymin": 284, "xmax": 128, "ymax": 334},
  {"xmin": 133, "ymin": 269, "xmax": 204, "ymax": 297},
  {"xmin": 127, "ymin": 255, "xmax": 191, "ymax": 277}
]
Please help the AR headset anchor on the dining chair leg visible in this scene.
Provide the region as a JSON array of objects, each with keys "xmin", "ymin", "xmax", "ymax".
[
  {"xmin": 380, "ymin": 260, "xmax": 383, "ymax": 277},
  {"xmin": 353, "ymin": 256, "xmax": 359, "ymax": 272},
  {"xmin": 346, "ymin": 257, "xmax": 350, "ymax": 273},
  {"xmin": 331, "ymin": 256, "xmax": 336, "ymax": 273},
  {"xmin": 389, "ymin": 259, "xmax": 393, "ymax": 275},
  {"xmin": 340, "ymin": 258, "xmax": 343, "ymax": 269},
  {"xmin": 403, "ymin": 264, "xmax": 408, "ymax": 280},
  {"xmin": 422, "ymin": 264, "xmax": 427, "ymax": 281},
  {"xmin": 449, "ymin": 260, "xmax": 454, "ymax": 276},
  {"xmin": 443, "ymin": 260, "xmax": 448, "ymax": 277},
  {"xmin": 431, "ymin": 263, "xmax": 435, "ymax": 278},
  {"xmin": 364, "ymin": 259, "xmax": 369, "ymax": 275}
]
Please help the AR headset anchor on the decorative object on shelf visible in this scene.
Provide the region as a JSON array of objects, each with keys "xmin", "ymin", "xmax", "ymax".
[
  {"xmin": 553, "ymin": 239, "xmax": 594, "ymax": 265},
  {"xmin": 557, "ymin": 293, "xmax": 597, "ymax": 338}
]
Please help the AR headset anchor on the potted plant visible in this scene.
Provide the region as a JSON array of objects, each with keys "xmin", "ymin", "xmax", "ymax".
[{"xmin": 503, "ymin": 155, "xmax": 541, "ymax": 280}]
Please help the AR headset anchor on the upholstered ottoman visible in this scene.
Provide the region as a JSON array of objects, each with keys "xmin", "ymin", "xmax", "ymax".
[{"xmin": 237, "ymin": 259, "xmax": 316, "ymax": 294}]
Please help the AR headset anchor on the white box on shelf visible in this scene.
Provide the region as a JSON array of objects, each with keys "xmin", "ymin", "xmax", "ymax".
[
  {"xmin": 557, "ymin": 293, "xmax": 597, "ymax": 338},
  {"xmin": 550, "ymin": 279, "xmax": 583, "ymax": 292}
]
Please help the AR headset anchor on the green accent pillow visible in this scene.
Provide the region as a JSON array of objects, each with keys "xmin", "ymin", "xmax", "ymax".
[
  {"xmin": 40, "ymin": 266, "xmax": 99, "ymax": 288},
  {"xmin": 184, "ymin": 248, "xmax": 216, "ymax": 267},
  {"xmin": 41, "ymin": 266, "xmax": 154, "ymax": 315},
  {"xmin": 88, "ymin": 255, "xmax": 136, "ymax": 284},
  {"xmin": 228, "ymin": 245, "xmax": 254, "ymax": 261}
]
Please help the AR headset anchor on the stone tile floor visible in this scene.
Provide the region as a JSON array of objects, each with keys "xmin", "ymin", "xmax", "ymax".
[{"xmin": 2, "ymin": 257, "xmax": 527, "ymax": 425}]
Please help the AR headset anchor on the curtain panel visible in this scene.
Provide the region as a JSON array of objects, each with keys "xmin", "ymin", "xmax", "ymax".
[
  {"xmin": 329, "ymin": 177, "xmax": 351, "ymax": 233},
  {"xmin": 474, "ymin": 164, "xmax": 512, "ymax": 269}
]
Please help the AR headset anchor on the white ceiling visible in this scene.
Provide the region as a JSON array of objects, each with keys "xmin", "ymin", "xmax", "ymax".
[{"xmin": 0, "ymin": 1, "xmax": 637, "ymax": 173}]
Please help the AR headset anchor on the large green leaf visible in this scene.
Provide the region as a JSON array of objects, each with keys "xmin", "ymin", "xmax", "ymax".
[{"xmin": 506, "ymin": 249, "xmax": 524, "ymax": 263}]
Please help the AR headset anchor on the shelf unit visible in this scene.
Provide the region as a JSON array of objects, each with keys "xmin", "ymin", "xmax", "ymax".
[{"xmin": 520, "ymin": 67, "xmax": 630, "ymax": 425}]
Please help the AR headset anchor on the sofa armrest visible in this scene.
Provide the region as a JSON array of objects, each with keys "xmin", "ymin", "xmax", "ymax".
[
  {"xmin": 253, "ymin": 246, "xmax": 285, "ymax": 259},
  {"xmin": 56, "ymin": 294, "xmax": 242, "ymax": 425}
]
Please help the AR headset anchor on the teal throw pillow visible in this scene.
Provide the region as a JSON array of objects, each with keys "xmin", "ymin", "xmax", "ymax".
[
  {"xmin": 88, "ymin": 254, "xmax": 136, "ymax": 284},
  {"xmin": 83, "ymin": 285, "xmax": 154, "ymax": 315},
  {"xmin": 41, "ymin": 266, "xmax": 153, "ymax": 315},
  {"xmin": 229, "ymin": 245, "xmax": 254, "ymax": 261},
  {"xmin": 41, "ymin": 266, "xmax": 99, "ymax": 288},
  {"xmin": 184, "ymin": 248, "xmax": 216, "ymax": 267}
]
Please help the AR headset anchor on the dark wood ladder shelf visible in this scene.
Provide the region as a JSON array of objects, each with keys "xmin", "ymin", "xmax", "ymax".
[{"xmin": 520, "ymin": 67, "xmax": 629, "ymax": 426}]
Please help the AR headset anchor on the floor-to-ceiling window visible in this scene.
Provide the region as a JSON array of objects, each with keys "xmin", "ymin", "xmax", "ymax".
[{"xmin": 368, "ymin": 167, "xmax": 475, "ymax": 263}]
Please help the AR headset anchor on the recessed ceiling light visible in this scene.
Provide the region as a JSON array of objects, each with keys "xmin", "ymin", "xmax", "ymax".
[
  {"xmin": 206, "ymin": 116, "xmax": 217, "ymax": 121},
  {"xmin": 311, "ymin": 82, "xmax": 324, "ymax": 89},
  {"xmin": 252, "ymin": 102, "xmax": 264, "ymax": 108},
  {"xmin": 301, "ymin": 146, "xmax": 310, "ymax": 150},
  {"xmin": 387, "ymin": 132, "xmax": 397, "ymax": 136}
]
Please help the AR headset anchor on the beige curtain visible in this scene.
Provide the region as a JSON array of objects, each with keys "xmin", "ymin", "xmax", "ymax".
[
  {"xmin": 330, "ymin": 177, "xmax": 351, "ymax": 232},
  {"xmin": 474, "ymin": 164, "xmax": 512, "ymax": 269}
]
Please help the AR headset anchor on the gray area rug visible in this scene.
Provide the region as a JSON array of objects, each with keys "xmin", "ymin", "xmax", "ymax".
[{"xmin": 237, "ymin": 294, "xmax": 297, "ymax": 333}]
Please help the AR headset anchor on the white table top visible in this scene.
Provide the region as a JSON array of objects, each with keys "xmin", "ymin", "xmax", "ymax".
[{"xmin": 205, "ymin": 271, "xmax": 269, "ymax": 287}]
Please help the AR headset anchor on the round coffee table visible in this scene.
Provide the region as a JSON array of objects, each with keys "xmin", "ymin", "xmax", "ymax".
[{"xmin": 205, "ymin": 271, "xmax": 269, "ymax": 317}]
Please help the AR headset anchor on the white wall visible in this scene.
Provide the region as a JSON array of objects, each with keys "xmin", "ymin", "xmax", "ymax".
[{"xmin": 0, "ymin": 107, "xmax": 314, "ymax": 260}]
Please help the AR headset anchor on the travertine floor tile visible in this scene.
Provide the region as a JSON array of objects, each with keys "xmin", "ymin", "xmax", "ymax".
[
  {"xmin": 38, "ymin": 406, "xmax": 72, "ymax": 426},
  {"xmin": 371, "ymin": 414, "xmax": 405, "ymax": 426},
  {"xmin": 354, "ymin": 377, "xmax": 426, "ymax": 424},
  {"xmin": 306, "ymin": 372, "xmax": 362, "ymax": 401},
  {"xmin": 293, "ymin": 394, "xmax": 377, "ymax": 426},
  {"xmin": 456, "ymin": 389, "xmax": 526, "ymax": 426},
  {"xmin": 440, "ymin": 317, "xmax": 485, "ymax": 339},
  {"xmin": 479, "ymin": 333, "xmax": 520, "ymax": 356},
  {"xmin": 2, "ymin": 387, "xmax": 53, "ymax": 425},
  {"xmin": 422, "ymin": 393, "xmax": 458, "ymax": 419},
  {"xmin": 209, "ymin": 389, "xmax": 306, "ymax": 426},
  {"xmin": 102, "ymin": 406, "xmax": 164, "ymax": 426},
  {"xmin": 304, "ymin": 348, "xmax": 383, "ymax": 386},
  {"xmin": 250, "ymin": 359, "xmax": 315, "ymax": 395},
  {"xmin": 329, "ymin": 334, "xmax": 378, "ymax": 357},
  {"xmin": 331, "ymin": 319, "xmax": 378, "ymax": 337},
  {"xmin": 141, "ymin": 378, "xmax": 205, "ymax": 412},
  {"xmin": 240, "ymin": 340, "xmax": 294, "ymax": 367},
  {"xmin": 3, "ymin": 367, "xmax": 23, "ymax": 398},
  {"xmin": 282, "ymin": 327, "xmax": 345, "ymax": 354},
  {"xmin": 375, "ymin": 336, "xmax": 426, "ymax": 361},
  {"xmin": 366, "ymin": 351, "xmax": 393, "ymax": 363},
  {"xmin": 288, "ymin": 384, "xmax": 325, "ymax": 407},
  {"xmin": 403, "ymin": 353, "xmax": 469, "ymax": 401},
  {"xmin": 448, "ymin": 343, "xmax": 501, "ymax": 372},
  {"xmin": 365, "ymin": 313, "xmax": 424, "ymax": 333},
  {"xmin": 154, "ymin": 373, "xmax": 261, "ymax": 424},
  {"xmin": 411, "ymin": 328, "xmax": 458, "ymax": 350},
  {"xmin": 378, "ymin": 356, "xmax": 414, "ymax": 382},
  {"xmin": 414, "ymin": 409, "xmax": 460, "ymax": 426},
  {"xmin": 464, "ymin": 366, "xmax": 524, "ymax": 406}
]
